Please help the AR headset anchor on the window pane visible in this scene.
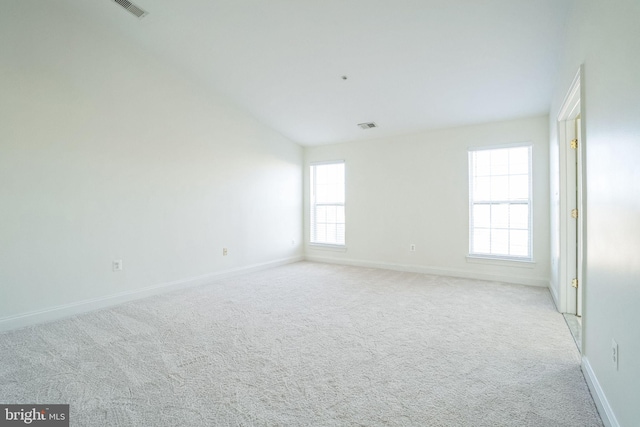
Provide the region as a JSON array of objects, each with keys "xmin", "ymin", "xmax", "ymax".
[
  {"xmin": 336, "ymin": 224, "xmax": 345, "ymax": 244},
  {"xmin": 491, "ymin": 149, "xmax": 509, "ymax": 175},
  {"xmin": 325, "ymin": 185, "xmax": 336, "ymax": 203},
  {"xmin": 335, "ymin": 183, "xmax": 345, "ymax": 202},
  {"xmin": 474, "ymin": 177, "xmax": 491, "ymax": 201},
  {"xmin": 329, "ymin": 164, "xmax": 344, "ymax": 184},
  {"xmin": 315, "ymin": 224, "xmax": 327, "ymax": 242},
  {"xmin": 509, "ymin": 230, "xmax": 529, "ymax": 256},
  {"xmin": 316, "ymin": 165, "xmax": 328, "ymax": 184},
  {"xmin": 316, "ymin": 184, "xmax": 328, "ymax": 203},
  {"xmin": 491, "ymin": 176, "xmax": 509, "ymax": 200},
  {"xmin": 491, "ymin": 204, "xmax": 509, "ymax": 229},
  {"xmin": 491, "ymin": 229, "xmax": 509, "ymax": 255},
  {"xmin": 316, "ymin": 206, "xmax": 327, "ymax": 223},
  {"xmin": 509, "ymin": 147, "xmax": 529, "ymax": 175},
  {"xmin": 509, "ymin": 204, "xmax": 529, "ymax": 229},
  {"xmin": 473, "ymin": 229, "xmax": 491, "ymax": 254},
  {"xmin": 336, "ymin": 206, "xmax": 345, "ymax": 223},
  {"xmin": 325, "ymin": 224, "xmax": 337, "ymax": 244},
  {"xmin": 474, "ymin": 151, "xmax": 491, "ymax": 176},
  {"xmin": 326, "ymin": 206, "xmax": 337, "ymax": 223},
  {"xmin": 509, "ymin": 175, "xmax": 529, "ymax": 199},
  {"xmin": 473, "ymin": 204, "xmax": 490, "ymax": 228}
]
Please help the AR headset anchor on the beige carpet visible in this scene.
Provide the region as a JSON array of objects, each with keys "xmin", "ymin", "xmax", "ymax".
[{"xmin": 0, "ymin": 262, "xmax": 602, "ymax": 426}]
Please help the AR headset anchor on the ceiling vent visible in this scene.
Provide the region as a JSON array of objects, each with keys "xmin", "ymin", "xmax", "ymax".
[
  {"xmin": 357, "ymin": 122, "xmax": 377, "ymax": 130},
  {"xmin": 113, "ymin": 0, "xmax": 148, "ymax": 18}
]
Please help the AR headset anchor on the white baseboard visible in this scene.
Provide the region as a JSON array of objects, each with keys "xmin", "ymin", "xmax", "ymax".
[
  {"xmin": 582, "ymin": 356, "xmax": 620, "ymax": 427},
  {"xmin": 305, "ymin": 255, "xmax": 549, "ymax": 287},
  {"xmin": 0, "ymin": 256, "xmax": 303, "ymax": 333}
]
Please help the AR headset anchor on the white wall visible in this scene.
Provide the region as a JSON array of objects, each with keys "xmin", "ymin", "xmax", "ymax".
[
  {"xmin": 305, "ymin": 116, "xmax": 550, "ymax": 287},
  {"xmin": 550, "ymin": 1, "xmax": 640, "ymax": 425},
  {"xmin": 0, "ymin": 1, "xmax": 303, "ymax": 328}
]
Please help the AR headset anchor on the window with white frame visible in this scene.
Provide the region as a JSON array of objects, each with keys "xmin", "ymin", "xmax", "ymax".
[
  {"xmin": 310, "ymin": 161, "xmax": 345, "ymax": 246},
  {"xmin": 468, "ymin": 145, "xmax": 532, "ymax": 260}
]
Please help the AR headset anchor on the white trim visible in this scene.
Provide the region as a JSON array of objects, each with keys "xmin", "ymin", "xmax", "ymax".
[
  {"xmin": 466, "ymin": 255, "xmax": 536, "ymax": 268},
  {"xmin": 549, "ymin": 280, "xmax": 561, "ymax": 311},
  {"xmin": 555, "ymin": 65, "xmax": 583, "ymax": 315},
  {"xmin": 305, "ymin": 255, "xmax": 549, "ymax": 287},
  {"xmin": 557, "ymin": 68, "xmax": 582, "ymax": 121},
  {"xmin": 309, "ymin": 159, "xmax": 345, "ymax": 166},
  {"xmin": 467, "ymin": 140, "xmax": 533, "ymax": 151},
  {"xmin": 582, "ymin": 356, "xmax": 620, "ymax": 427},
  {"xmin": 0, "ymin": 256, "xmax": 303, "ymax": 333},
  {"xmin": 308, "ymin": 243, "xmax": 348, "ymax": 252}
]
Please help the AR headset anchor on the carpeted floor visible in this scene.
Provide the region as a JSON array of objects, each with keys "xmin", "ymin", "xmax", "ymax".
[{"xmin": 0, "ymin": 262, "xmax": 602, "ymax": 426}]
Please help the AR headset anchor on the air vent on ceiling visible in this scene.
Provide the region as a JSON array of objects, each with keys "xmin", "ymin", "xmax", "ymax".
[
  {"xmin": 357, "ymin": 122, "xmax": 377, "ymax": 130},
  {"xmin": 113, "ymin": 0, "xmax": 148, "ymax": 18}
]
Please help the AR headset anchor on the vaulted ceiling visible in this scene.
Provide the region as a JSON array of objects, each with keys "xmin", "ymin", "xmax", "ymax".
[{"xmin": 60, "ymin": 0, "xmax": 571, "ymax": 146}]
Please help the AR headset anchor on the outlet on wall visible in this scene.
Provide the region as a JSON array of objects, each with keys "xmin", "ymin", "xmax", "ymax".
[
  {"xmin": 112, "ymin": 259, "xmax": 123, "ymax": 272},
  {"xmin": 612, "ymin": 339, "xmax": 619, "ymax": 370},
  {"xmin": 222, "ymin": 248, "xmax": 228, "ymax": 256},
  {"xmin": 410, "ymin": 244, "xmax": 416, "ymax": 252}
]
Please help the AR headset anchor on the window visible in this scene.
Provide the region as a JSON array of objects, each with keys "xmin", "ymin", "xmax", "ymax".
[
  {"xmin": 468, "ymin": 145, "xmax": 532, "ymax": 260},
  {"xmin": 310, "ymin": 161, "xmax": 345, "ymax": 246}
]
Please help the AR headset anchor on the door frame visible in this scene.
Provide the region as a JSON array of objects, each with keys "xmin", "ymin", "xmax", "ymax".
[{"xmin": 556, "ymin": 66, "xmax": 585, "ymax": 325}]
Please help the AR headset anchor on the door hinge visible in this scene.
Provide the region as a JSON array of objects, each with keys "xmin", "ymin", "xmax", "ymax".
[
  {"xmin": 570, "ymin": 139, "xmax": 578, "ymax": 149},
  {"xmin": 571, "ymin": 278, "xmax": 579, "ymax": 288},
  {"xmin": 571, "ymin": 208, "xmax": 578, "ymax": 219}
]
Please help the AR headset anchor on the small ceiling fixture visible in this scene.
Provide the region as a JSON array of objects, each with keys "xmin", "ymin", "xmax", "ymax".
[
  {"xmin": 113, "ymin": 0, "xmax": 148, "ymax": 18},
  {"xmin": 357, "ymin": 122, "xmax": 377, "ymax": 130}
]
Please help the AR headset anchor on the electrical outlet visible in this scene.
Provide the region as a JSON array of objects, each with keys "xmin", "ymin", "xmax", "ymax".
[
  {"xmin": 112, "ymin": 259, "xmax": 123, "ymax": 272},
  {"xmin": 291, "ymin": 239, "xmax": 295, "ymax": 246},
  {"xmin": 410, "ymin": 244, "xmax": 416, "ymax": 252},
  {"xmin": 612, "ymin": 339, "xmax": 619, "ymax": 370},
  {"xmin": 222, "ymin": 248, "xmax": 228, "ymax": 256}
]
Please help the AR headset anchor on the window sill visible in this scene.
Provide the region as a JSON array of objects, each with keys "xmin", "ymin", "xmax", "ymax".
[
  {"xmin": 308, "ymin": 243, "xmax": 347, "ymax": 252},
  {"xmin": 466, "ymin": 255, "xmax": 535, "ymax": 268}
]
